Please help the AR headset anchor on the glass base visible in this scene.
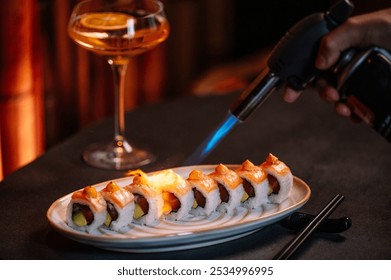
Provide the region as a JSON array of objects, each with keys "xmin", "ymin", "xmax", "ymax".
[{"xmin": 82, "ymin": 140, "xmax": 154, "ymax": 170}]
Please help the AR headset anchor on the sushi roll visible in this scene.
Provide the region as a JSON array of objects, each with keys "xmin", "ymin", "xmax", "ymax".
[
  {"xmin": 260, "ymin": 153, "xmax": 293, "ymax": 204},
  {"xmin": 125, "ymin": 170, "xmax": 164, "ymax": 226},
  {"xmin": 235, "ymin": 160, "xmax": 269, "ymax": 209},
  {"xmin": 66, "ymin": 186, "xmax": 106, "ymax": 233},
  {"xmin": 209, "ymin": 164, "xmax": 244, "ymax": 215},
  {"xmin": 155, "ymin": 169, "xmax": 193, "ymax": 221},
  {"xmin": 187, "ymin": 169, "xmax": 221, "ymax": 216},
  {"xmin": 100, "ymin": 181, "xmax": 134, "ymax": 231}
]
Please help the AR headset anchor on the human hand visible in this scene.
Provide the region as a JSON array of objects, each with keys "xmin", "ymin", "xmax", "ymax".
[{"xmin": 283, "ymin": 8, "xmax": 391, "ymax": 117}]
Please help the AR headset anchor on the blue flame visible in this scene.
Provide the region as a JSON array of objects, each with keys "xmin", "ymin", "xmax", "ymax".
[{"xmin": 183, "ymin": 113, "xmax": 239, "ymax": 165}]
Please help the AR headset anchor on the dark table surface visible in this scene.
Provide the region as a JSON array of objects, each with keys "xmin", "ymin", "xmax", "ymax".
[{"xmin": 1, "ymin": 89, "xmax": 390, "ymax": 260}]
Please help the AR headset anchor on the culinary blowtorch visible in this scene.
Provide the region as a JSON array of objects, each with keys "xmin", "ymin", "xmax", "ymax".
[{"xmin": 183, "ymin": 0, "xmax": 355, "ymax": 165}]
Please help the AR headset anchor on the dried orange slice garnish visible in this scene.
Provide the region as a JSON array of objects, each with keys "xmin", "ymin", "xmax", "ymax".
[{"xmin": 80, "ymin": 12, "xmax": 132, "ymax": 30}]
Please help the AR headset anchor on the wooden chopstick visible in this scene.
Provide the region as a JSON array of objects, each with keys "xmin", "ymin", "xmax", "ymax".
[{"xmin": 273, "ymin": 194, "xmax": 345, "ymax": 260}]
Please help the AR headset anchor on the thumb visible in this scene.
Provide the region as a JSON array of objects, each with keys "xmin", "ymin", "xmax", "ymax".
[
  {"xmin": 315, "ymin": 28, "xmax": 353, "ymax": 70},
  {"xmin": 314, "ymin": 17, "xmax": 368, "ymax": 70}
]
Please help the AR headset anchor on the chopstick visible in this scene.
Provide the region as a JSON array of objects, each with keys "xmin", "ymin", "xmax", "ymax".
[{"xmin": 273, "ymin": 194, "xmax": 345, "ymax": 260}]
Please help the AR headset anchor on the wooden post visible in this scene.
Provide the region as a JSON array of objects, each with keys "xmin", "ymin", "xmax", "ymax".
[{"xmin": 0, "ymin": 0, "xmax": 45, "ymax": 178}]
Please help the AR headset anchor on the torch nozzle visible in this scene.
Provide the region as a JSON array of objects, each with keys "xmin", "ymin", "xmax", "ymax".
[{"xmin": 230, "ymin": 69, "xmax": 281, "ymax": 121}]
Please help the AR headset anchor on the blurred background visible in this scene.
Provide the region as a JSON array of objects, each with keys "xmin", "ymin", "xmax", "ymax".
[{"xmin": 0, "ymin": 0, "xmax": 387, "ymax": 180}]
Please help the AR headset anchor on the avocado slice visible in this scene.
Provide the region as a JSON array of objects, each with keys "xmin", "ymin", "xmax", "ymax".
[
  {"xmin": 133, "ymin": 203, "xmax": 145, "ymax": 220},
  {"xmin": 72, "ymin": 211, "xmax": 87, "ymax": 226},
  {"xmin": 104, "ymin": 213, "xmax": 112, "ymax": 227},
  {"xmin": 241, "ymin": 192, "xmax": 249, "ymax": 202}
]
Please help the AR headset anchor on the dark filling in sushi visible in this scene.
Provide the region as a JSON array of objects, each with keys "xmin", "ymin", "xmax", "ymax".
[
  {"xmin": 243, "ymin": 179, "xmax": 255, "ymax": 197},
  {"xmin": 72, "ymin": 203, "xmax": 94, "ymax": 226},
  {"xmin": 134, "ymin": 194, "xmax": 149, "ymax": 219},
  {"xmin": 105, "ymin": 202, "xmax": 118, "ymax": 226},
  {"xmin": 267, "ymin": 175, "xmax": 280, "ymax": 194},
  {"xmin": 218, "ymin": 183, "xmax": 229, "ymax": 203},
  {"xmin": 193, "ymin": 188, "xmax": 206, "ymax": 208}
]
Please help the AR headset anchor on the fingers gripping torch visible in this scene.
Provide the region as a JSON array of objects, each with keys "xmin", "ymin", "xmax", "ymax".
[{"xmin": 184, "ymin": 0, "xmax": 354, "ymax": 165}]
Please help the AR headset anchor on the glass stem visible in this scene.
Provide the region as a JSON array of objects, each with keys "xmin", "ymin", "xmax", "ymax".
[{"xmin": 109, "ymin": 62, "xmax": 131, "ymax": 155}]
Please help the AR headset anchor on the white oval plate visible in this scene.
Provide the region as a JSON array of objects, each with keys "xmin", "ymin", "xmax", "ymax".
[{"xmin": 47, "ymin": 165, "xmax": 311, "ymax": 253}]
